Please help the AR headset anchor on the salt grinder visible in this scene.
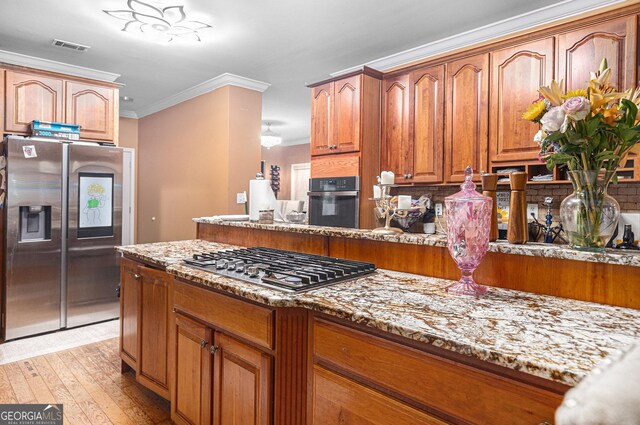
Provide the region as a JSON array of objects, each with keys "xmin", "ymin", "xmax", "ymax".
[
  {"xmin": 507, "ymin": 172, "xmax": 528, "ymax": 244},
  {"xmin": 481, "ymin": 173, "xmax": 498, "ymax": 242}
]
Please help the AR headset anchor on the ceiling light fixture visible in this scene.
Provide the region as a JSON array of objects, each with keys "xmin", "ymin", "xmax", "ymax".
[
  {"xmin": 103, "ymin": 0, "xmax": 212, "ymax": 43},
  {"xmin": 120, "ymin": 96, "xmax": 134, "ymax": 102},
  {"xmin": 261, "ymin": 123, "xmax": 282, "ymax": 149}
]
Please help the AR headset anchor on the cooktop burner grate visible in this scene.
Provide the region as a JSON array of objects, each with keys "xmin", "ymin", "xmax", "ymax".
[{"xmin": 183, "ymin": 247, "xmax": 376, "ymax": 292}]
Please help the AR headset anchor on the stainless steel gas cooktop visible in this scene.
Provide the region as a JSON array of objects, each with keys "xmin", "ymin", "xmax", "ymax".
[{"xmin": 183, "ymin": 247, "xmax": 376, "ymax": 293}]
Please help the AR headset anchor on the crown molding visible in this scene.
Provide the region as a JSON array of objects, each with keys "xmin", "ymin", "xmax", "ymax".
[
  {"xmin": 330, "ymin": 0, "xmax": 628, "ymax": 76},
  {"xmin": 134, "ymin": 73, "xmax": 271, "ymax": 118},
  {"xmin": 119, "ymin": 110, "xmax": 139, "ymax": 119},
  {"xmin": 0, "ymin": 49, "xmax": 120, "ymax": 82}
]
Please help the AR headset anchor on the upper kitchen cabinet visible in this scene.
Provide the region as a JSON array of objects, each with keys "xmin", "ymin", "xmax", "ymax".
[
  {"xmin": 310, "ymin": 82, "xmax": 332, "ymax": 156},
  {"xmin": 5, "ymin": 70, "xmax": 64, "ymax": 134},
  {"xmin": 333, "ymin": 75, "xmax": 361, "ymax": 154},
  {"xmin": 409, "ymin": 64, "xmax": 445, "ymax": 183},
  {"xmin": 490, "ymin": 38, "xmax": 554, "ymax": 162},
  {"xmin": 65, "ymin": 81, "xmax": 116, "ymax": 141},
  {"xmin": 557, "ymin": 15, "xmax": 636, "ymax": 91},
  {"xmin": 381, "ymin": 74, "xmax": 410, "ymax": 180},
  {"xmin": 444, "ymin": 53, "xmax": 489, "ymax": 183},
  {"xmin": 3, "ymin": 67, "xmax": 119, "ymax": 143}
]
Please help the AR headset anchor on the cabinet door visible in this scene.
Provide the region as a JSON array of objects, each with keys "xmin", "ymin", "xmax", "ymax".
[
  {"xmin": 558, "ymin": 16, "xmax": 636, "ymax": 91},
  {"xmin": 311, "ymin": 82, "xmax": 333, "ymax": 156},
  {"xmin": 65, "ymin": 81, "xmax": 115, "ymax": 141},
  {"xmin": 490, "ymin": 38, "xmax": 554, "ymax": 162},
  {"xmin": 5, "ymin": 70, "xmax": 64, "ymax": 134},
  {"xmin": 173, "ymin": 314, "xmax": 213, "ymax": 425},
  {"xmin": 444, "ymin": 54, "xmax": 489, "ymax": 183},
  {"xmin": 120, "ymin": 258, "xmax": 141, "ymax": 368},
  {"xmin": 213, "ymin": 332, "xmax": 271, "ymax": 425},
  {"xmin": 312, "ymin": 366, "xmax": 446, "ymax": 425},
  {"xmin": 409, "ymin": 65, "xmax": 445, "ymax": 183},
  {"xmin": 137, "ymin": 266, "xmax": 171, "ymax": 399},
  {"xmin": 333, "ymin": 75, "xmax": 361, "ymax": 154},
  {"xmin": 381, "ymin": 74, "xmax": 410, "ymax": 181}
]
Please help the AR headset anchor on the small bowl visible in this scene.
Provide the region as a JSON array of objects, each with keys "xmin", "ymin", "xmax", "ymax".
[{"xmin": 286, "ymin": 211, "xmax": 306, "ymax": 224}]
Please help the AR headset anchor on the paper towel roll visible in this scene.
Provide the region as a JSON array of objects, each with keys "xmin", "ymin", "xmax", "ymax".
[{"xmin": 249, "ymin": 179, "xmax": 272, "ymax": 221}]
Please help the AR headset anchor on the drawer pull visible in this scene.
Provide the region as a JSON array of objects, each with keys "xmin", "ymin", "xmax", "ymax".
[
  {"xmin": 133, "ymin": 274, "xmax": 141, "ymax": 280},
  {"xmin": 200, "ymin": 340, "xmax": 208, "ymax": 349}
]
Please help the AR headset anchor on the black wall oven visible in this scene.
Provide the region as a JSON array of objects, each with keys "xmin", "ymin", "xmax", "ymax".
[{"xmin": 308, "ymin": 176, "xmax": 359, "ymax": 228}]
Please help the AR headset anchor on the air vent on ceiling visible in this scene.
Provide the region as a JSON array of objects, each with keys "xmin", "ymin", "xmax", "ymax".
[{"xmin": 51, "ymin": 39, "xmax": 91, "ymax": 52}]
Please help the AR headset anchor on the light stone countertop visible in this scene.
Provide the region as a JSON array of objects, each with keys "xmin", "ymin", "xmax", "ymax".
[
  {"xmin": 194, "ymin": 217, "xmax": 640, "ymax": 267},
  {"xmin": 116, "ymin": 239, "xmax": 640, "ymax": 386}
]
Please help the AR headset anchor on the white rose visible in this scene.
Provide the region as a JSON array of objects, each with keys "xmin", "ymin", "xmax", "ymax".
[
  {"xmin": 533, "ymin": 130, "xmax": 547, "ymax": 145},
  {"xmin": 540, "ymin": 106, "xmax": 566, "ymax": 133}
]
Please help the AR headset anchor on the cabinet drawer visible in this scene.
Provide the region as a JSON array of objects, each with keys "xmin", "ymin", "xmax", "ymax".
[
  {"xmin": 312, "ymin": 365, "xmax": 446, "ymax": 425},
  {"xmin": 313, "ymin": 317, "xmax": 561, "ymax": 425},
  {"xmin": 174, "ymin": 279, "xmax": 274, "ymax": 350}
]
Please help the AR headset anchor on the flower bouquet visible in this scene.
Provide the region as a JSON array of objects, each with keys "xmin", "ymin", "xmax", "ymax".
[{"xmin": 523, "ymin": 59, "xmax": 640, "ymax": 251}]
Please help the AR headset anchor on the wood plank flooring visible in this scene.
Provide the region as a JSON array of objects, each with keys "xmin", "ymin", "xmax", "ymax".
[{"xmin": 0, "ymin": 337, "xmax": 171, "ymax": 425}]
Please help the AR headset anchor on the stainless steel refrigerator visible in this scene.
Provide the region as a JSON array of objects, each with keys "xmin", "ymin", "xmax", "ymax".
[{"xmin": 3, "ymin": 135, "xmax": 122, "ymax": 340}]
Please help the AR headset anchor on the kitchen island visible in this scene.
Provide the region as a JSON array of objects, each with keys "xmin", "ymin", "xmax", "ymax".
[
  {"xmin": 195, "ymin": 218, "xmax": 640, "ymax": 309},
  {"xmin": 116, "ymin": 237, "xmax": 640, "ymax": 425}
]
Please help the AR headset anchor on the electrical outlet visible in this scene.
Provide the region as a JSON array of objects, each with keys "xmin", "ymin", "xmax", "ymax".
[
  {"xmin": 527, "ymin": 204, "xmax": 539, "ymax": 220},
  {"xmin": 236, "ymin": 191, "xmax": 247, "ymax": 204},
  {"xmin": 435, "ymin": 203, "xmax": 443, "ymax": 217}
]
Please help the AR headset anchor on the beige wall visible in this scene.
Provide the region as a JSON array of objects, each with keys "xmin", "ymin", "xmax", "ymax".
[
  {"xmin": 261, "ymin": 143, "xmax": 310, "ymax": 200},
  {"xmin": 136, "ymin": 86, "xmax": 262, "ymax": 243},
  {"xmin": 118, "ymin": 117, "xmax": 139, "ymax": 241}
]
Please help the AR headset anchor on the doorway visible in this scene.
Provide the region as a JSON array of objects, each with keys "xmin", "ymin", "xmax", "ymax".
[{"xmin": 291, "ymin": 163, "xmax": 311, "ymax": 210}]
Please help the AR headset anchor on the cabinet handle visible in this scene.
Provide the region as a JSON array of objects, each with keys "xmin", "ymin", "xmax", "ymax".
[
  {"xmin": 210, "ymin": 345, "xmax": 219, "ymax": 354},
  {"xmin": 200, "ymin": 340, "xmax": 208, "ymax": 349},
  {"xmin": 406, "ymin": 174, "xmax": 412, "ymax": 179},
  {"xmin": 133, "ymin": 274, "xmax": 141, "ymax": 280}
]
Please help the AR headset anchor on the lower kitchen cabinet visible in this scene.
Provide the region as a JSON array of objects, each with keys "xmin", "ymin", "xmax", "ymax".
[
  {"xmin": 214, "ymin": 332, "xmax": 272, "ymax": 425},
  {"xmin": 173, "ymin": 313, "xmax": 213, "ymax": 425},
  {"xmin": 310, "ymin": 315, "xmax": 562, "ymax": 425},
  {"xmin": 119, "ymin": 258, "xmax": 171, "ymax": 399},
  {"xmin": 312, "ymin": 365, "xmax": 447, "ymax": 425}
]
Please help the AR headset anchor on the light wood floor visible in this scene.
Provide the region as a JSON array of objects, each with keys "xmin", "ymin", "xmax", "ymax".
[{"xmin": 0, "ymin": 337, "xmax": 171, "ymax": 425}]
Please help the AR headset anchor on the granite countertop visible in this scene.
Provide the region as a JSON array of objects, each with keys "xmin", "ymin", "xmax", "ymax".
[
  {"xmin": 194, "ymin": 217, "xmax": 640, "ymax": 268},
  {"xmin": 117, "ymin": 239, "xmax": 640, "ymax": 386}
]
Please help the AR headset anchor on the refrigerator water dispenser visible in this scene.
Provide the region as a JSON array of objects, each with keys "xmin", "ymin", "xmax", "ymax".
[{"xmin": 19, "ymin": 206, "xmax": 51, "ymax": 242}]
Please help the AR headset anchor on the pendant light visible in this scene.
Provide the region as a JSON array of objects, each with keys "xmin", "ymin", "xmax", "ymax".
[{"xmin": 261, "ymin": 123, "xmax": 282, "ymax": 149}]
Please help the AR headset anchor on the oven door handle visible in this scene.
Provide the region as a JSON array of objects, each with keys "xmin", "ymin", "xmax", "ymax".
[{"xmin": 307, "ymin": 191, "xmax": 359, "ymax": 196}]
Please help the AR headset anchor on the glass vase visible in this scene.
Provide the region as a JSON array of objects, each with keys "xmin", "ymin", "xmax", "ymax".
[
  {"xmin": 444, "ymin": 167, "xmax": 492, "ymax": 298},
  {"xmin": 560, "ymin": 171, "xmax": 620, "ymax": 252}
]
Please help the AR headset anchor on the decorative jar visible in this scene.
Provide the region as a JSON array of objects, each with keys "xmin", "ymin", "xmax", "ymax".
[{"xmin": 444, "ymin": 167, "xmax": 492, "ymax": 297}]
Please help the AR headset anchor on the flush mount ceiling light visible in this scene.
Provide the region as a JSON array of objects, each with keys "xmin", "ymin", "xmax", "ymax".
[
  {"xmin": 261, "ymin": 123, "xmax": 282, "ymax": 149},
  {"xmin": 103, "ymin": 0, "xmax": 211, "ymax": 43}
]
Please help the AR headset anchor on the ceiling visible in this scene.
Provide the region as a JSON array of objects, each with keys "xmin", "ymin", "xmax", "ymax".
[{"xmin": 0, "ymin": 0, "xmax": 570, "ymax": 145}]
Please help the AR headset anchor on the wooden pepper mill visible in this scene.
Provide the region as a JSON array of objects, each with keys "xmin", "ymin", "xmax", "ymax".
[
  {"xmin": 507, "ymin": 172, "xmax": 528, "ymax": 244},
  {"xmin": 481, "ymin": 173, "xmax": 498, "ymax": 242}
]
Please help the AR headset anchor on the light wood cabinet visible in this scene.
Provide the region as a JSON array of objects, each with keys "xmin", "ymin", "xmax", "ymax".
[
  {"xmin": 65, "ymin": 81, "xmax": 116, "ymax": 141},
  {"xmin": 409, "ymin": 65, "xmax": 445, "ymax": 183},
  {"xmin": 137, "ymin": 265, "xmax": 171, "ymax": 399},
  {"xmin": 490, "ymin": 38, "xmax": 554, "ymax": 162},
  {"xmin": 119, "ymin": 258, "xmax": 141, "ymax": 369},
  {"xmin": 119, "ymin": 259, "xmax": 172, "ymax": 399},
  {"xmin": 3, "ymin": 68, "xmax": 118, "ymax": 142},
  {"xmin": 5, "ymin": 70, "xmax": 64, "ymax": 134},
  {"xmin": 310, "ymin": 82, "xmax": 332, "ymax": 156},
  {"xmin": 558, "ymin": 15, "xmax": 636, "ymax": 91},
  {"xmin": 214, "ymin": 332, "xmax": 272, "ymax": 425},
  {"xmin": 173, "ymin": 313, "xmax": 213, "ymax": 425},
  {"xmin": 381, "ymin": 74, "xmax": 410, "ymax": 181},
  {"xmin": 444, "ymin": 53, "xmax": 489, "ymax": 182}
]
